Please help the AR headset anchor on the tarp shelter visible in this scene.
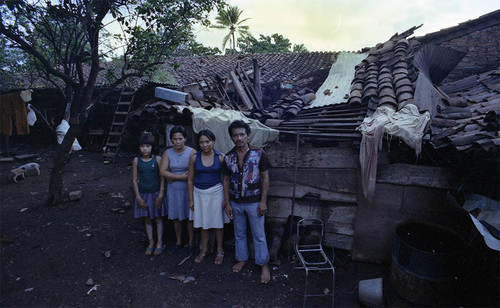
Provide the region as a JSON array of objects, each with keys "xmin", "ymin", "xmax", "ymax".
[{"xmin": 173, "ymin": 106, "xmax": 279, "ymax": 154}]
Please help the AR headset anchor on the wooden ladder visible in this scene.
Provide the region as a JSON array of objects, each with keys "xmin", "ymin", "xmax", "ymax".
[{"xmin": 102, "ymin": 88, "xmax": 135, "ymax": 162}]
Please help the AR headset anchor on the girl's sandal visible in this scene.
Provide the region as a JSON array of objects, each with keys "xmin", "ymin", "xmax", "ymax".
[
  {"xmin": 195, "ymin": 251, "xmax": 207, "ymax": 263},
  {"xmin": 214, "ymin": 251, "xmax": 224, "ymax": 265},
  {"xmin": 145, "ymin": 247, "xmax": 154, "ymax": 256}
]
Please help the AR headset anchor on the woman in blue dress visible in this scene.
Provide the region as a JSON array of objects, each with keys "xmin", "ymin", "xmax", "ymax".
[{"xmin": 160, "ymin": 126, "xmax": 196, "ymax": 252}]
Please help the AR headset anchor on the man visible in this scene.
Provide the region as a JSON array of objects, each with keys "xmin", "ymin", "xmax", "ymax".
[{"xmin": 222, "ymin": 120, "xmax": 271, "ymax": 284}]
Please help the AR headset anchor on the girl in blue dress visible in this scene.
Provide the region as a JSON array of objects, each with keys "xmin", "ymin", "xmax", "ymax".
[{"xmin": 132, "ymin": 132, "xmax": 167, "ymax": 256}]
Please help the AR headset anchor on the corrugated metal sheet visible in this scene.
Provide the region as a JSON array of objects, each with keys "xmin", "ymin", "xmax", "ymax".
[{"xmin": 308, "ymin": 52, "xmax": 368, "ymax": 108}]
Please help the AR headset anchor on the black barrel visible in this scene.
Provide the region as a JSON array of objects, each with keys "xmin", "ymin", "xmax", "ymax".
[{"xmin": 390, "ymin": 221, "xmax": 466, "ymax": 306}]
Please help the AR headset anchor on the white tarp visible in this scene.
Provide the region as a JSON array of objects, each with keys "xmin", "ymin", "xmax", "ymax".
[
  {"xmin": 358, "ymin": 104, "xmax": 430, "ymax": 199},
  {"xmin": 173, "ymin": 106, "xmax": 279, "ymax": 154},
  {"xmin": 307, "ymin": 52, "xmax": 368, "ymax": 108}
]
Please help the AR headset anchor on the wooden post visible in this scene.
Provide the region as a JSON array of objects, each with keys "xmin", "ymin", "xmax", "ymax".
[
  {"xmin": 253, "ymin": 59, "xmax": 263, "ymax": 108},
  {"xmin": 288, "ymin": 130, "xmax": 301, "ymax": 261}
]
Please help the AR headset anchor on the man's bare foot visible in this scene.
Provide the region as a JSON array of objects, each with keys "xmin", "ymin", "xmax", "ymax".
[
  {"xmin": 260, "ymin": 264, "xmax": 271, "ymax": 284},
  {"xmin": 232, "ymin": 261, "xmax": 248, "ymax": 273}
]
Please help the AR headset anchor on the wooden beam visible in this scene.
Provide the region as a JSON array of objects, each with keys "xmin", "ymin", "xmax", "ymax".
[
  {"xmin": 235, "ymin": 63, "xmax": 261, "ymax": 109},
  {"xmin": 269, "ymin": 181, "xmax": 357, "ymax": 203},
  {"xmin": 376, "ymin": 163, "xmax": 460, "ymax": 189},
  {"xmin": 253, "ymin": 59, "xmax": 263, "ymax": 108},
  {"xmin": 270, "ymin": 168, "xmax": 358, "ymax": 194},
  {"xmin": 266, "ymin": 143, "xmax": 359, "ymax": 168},
  {"xmin": 229, "ymin": 70, "xmax": 254, "ymax": 110}
]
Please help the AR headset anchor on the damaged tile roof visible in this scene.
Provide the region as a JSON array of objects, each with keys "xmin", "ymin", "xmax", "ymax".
[
  {"xmin": 347, "ymin": 26, "xmax": 422, "ymax": 115},
  {"xmin": 429, "ymin": 70, "xmax": 500, "ymax": 152},
  {"xmin": 166, "ymin": 52, "xmax": 338, "ymax": 87},
  {"xmin": 262, "ymin": 102, "xmax": 367, "ymax": 142}
]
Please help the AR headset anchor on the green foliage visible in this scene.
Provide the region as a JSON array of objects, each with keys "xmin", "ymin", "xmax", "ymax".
[
  {"xmin": 0, "ymin": 0, "xmax": 226, "ymax": 93},
  {"xmin": 174, "ymin": 40, "xmax": 222, "ymax": 56},
  {"xmin": 293, "ymin": 43, "xmax": 309, "ymax": 53},
  {"xmin": 0, "ymin": 36, "xmax": 29, "ymax": 90},
  {"xmin": 211, "ymin": 5, "xmax": 250, "ymax": 54},
  {"xmin": 237, "ymin": 33, "xmax": 308, "ymax": 54}
]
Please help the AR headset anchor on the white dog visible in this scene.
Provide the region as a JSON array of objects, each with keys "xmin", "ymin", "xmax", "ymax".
[{"xmin": 10, "ymin": 162, "xmax": 40, "ymax": 183}]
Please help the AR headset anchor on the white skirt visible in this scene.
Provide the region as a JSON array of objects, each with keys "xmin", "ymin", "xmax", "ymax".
[{"xmin": 193, "ymin": 183, "xmax": 230, "ymax": 229}]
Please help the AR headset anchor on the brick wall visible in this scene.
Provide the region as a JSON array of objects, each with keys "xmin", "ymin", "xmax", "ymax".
[{"xmin": 438, "ymin": 24, "xmax": 500, "ymax": 83}]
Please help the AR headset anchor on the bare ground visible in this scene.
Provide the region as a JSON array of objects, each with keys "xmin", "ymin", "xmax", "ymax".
[{"xmin": 1, "ymin": 146, "xmax": 398, "ymax": 307}]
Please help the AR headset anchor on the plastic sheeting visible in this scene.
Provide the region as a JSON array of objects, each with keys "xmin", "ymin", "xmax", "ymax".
[
  {"xmin": 27, "ymin": 104, "xmax": 37, "ymax": 126},
  {"xmin": 56, "ymin": 120, "xmax": 82, "ymax": 152},
  {"xmin": 307, "ymin": 52, "xmax": 368, "ymax": 108},
  {"xmin": 173, "ymin": 106, "xmax": 279, "ymax": 154},
  {"xmin": 358, "ymin": 104, "xmax": 430, "ymax": 199}
]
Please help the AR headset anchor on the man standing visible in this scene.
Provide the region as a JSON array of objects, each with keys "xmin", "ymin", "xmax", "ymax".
[{"xmin": 222, "ymin": 120, "xmax": 271, "ymax": 284}]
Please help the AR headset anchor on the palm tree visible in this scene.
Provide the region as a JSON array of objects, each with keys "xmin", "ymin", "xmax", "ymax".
[{"xmin": 211, "ymin": 6, "xmax": 250, "ymax": 54}]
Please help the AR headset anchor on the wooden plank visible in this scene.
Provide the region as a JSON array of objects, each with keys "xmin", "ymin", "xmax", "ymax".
[
  {"xmin": 352, "ymin": 183, "xmax": 406, "ymax": 263},
  {"xmin": 267, "ymin": 197, "xmax": 322, "ymax": 219},
  {"xmin": 230, "ymin": 70, "xmax": 254, "ymax": 110},
  {"xmin": 237, "ymin": 63, "xmax": 262, "ymax": 109},
  {"xmin": 376, "ymin": 163, "xmax": 460, "ymax": 190},
  {"xmin": 266, "ymin": 143, "xmax": 359, "ymax": 168},
  {"xmin": 14, "ymin": 154, "xmax": 37, "ymax": 160},
  {"xmin": 253, "ymin": 59, "xmax": 263, "ymax": 108},
  {"xmin": 235, "ymin": 66, "xmax": 259, "ymax": 109},
  {"xmin": 269, "ymin": 181, "xmax": 357, "ymax": 203},
  {"xmin": 269, "ymin": 168, "xmax": 357, "ymax": 194},
  {"xmin": 324, "ymin": 233, "xmax": 353, "ymax": 251},
  {"xmin": 324, "ymin": 206, "xmax": 357, "ymax": 235}
]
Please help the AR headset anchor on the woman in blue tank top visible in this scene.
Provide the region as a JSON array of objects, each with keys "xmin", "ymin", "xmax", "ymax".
[{"xmin": 188, "ymin": 130, "xmax": 230, "ymax": 265}]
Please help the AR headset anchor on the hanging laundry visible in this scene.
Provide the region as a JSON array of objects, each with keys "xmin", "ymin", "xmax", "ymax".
[{"xmin": 0, "ymin": 91, "xmax": 31, "ymax": 136}]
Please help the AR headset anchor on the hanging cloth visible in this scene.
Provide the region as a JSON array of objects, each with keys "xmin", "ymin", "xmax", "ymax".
[{"xmin": 0, "ymin": 92, "xmax": 30, "ymax": 136}]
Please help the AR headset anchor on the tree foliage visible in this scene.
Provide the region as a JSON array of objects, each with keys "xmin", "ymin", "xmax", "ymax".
[
  {"xmin": 174, "ymin": 39, "xmax": 222, "ymax": 56},
  {"xmin": 211, "ymin": 5, "xmax": 250, "ymax": 54},
  {"xmin": 237, "ymin": 33, "xmax": 309, "ymax": 54},
  {"xmin": 0, "ymin": 0, "xmax": 225, "ymax": 205}
]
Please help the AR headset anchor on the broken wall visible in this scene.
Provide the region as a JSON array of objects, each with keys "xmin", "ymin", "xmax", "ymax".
[{"xmin": 265, "ymin": 142, "xmax": 359, "ymax": 251}]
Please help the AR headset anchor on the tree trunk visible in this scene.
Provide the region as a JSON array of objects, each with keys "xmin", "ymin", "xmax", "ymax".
[
  {"xmin": 48, "ymin": 123, "xmax": 81, "ymax": 206},
  {"xmin": 232, "ymin": 32, "xmax": 236, "ymax": 54}
]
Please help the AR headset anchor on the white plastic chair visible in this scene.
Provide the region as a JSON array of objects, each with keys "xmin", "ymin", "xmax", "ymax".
[{"xmin": 295, "ymin": 218, "xmax": 335, "ymax": 307}]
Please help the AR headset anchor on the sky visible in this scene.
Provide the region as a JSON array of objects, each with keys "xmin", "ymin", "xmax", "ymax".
[{"xmin": 194, "ymin": 0, "xmax": 499, "ymax": 52}]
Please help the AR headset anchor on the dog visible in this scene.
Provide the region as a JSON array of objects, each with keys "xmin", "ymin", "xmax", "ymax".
[{"xmin": 10, "ymin": 162, "xmax": 40, "ymax": 183}]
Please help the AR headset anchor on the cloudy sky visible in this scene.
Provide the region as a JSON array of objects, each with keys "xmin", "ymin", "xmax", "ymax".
[{"xmin": 194, "ymin": 0, "xmax": 499, "ymax": 52}]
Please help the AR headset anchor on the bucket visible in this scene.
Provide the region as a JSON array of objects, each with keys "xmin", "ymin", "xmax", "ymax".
[
  {"xmin": 358, "ymin": 278, "xmax": 383, "ymax": 306},
  {"xmin": 390, "ymin": 221, "xmax": 466, "ymax": 306}
]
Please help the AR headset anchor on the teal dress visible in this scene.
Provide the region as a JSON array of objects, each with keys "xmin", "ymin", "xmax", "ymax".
[{"xmin": 134, "ymin": 156, "xmax": 167, "ymax": 218}]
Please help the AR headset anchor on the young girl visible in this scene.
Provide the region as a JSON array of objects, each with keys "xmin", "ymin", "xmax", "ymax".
[{"xmin": 132, "ymin": 132, "xmax": 167, "ymax": 256}]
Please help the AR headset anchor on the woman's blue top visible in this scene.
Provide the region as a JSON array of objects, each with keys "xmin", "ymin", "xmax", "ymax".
[{"xmin": 194, "ymin": 150, "xmax": 222, "ymax": 189}]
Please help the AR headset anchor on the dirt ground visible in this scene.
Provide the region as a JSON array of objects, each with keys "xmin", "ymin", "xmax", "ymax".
[{"xmin": 0, "ymin": 145, "xmax": 407, "ymax": 307}]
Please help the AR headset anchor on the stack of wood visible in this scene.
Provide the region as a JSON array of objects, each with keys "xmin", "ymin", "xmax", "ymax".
[{"xmin": 218, "ymin": 59, "xmax": 263, "ymax": 111}]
